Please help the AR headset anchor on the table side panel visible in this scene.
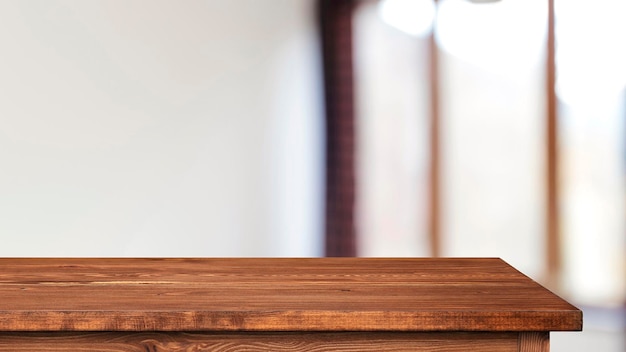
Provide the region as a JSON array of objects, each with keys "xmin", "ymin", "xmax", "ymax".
[{"xmin": 0, "ymin": 332, "xmax": 520, "ymax": 352}]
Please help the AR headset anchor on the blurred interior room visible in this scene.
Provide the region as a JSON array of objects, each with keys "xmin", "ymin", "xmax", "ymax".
[{"xmin": 0, "ymin": 0, "xmax": 624, "ymax": 351}]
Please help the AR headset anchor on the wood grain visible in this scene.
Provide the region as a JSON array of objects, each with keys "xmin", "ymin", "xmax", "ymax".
[
  {"xmin": 0, "ymin": 332, "xmax": 519, "ymax": 352},
  {"xmin": 518, "ymin": 332, "xmax": 549, "ymax": 352},
  {"xmin": 0, "ymin": 258, "xmax": 582, "ymax": 332}
]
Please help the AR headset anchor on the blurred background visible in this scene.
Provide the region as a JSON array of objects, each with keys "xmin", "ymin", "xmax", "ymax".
[{"xmin": 0, "ymin": 0, "xmax": 624, "ymax": 350}]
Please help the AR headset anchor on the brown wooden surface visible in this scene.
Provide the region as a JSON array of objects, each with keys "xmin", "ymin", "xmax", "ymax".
[
  {"xmin": 0, "ymin": 258, "xmax": 581, "ymax": 332},
  {"xmin": 0, "ymin": 332, "xmax": 519, "ymax": 352}
]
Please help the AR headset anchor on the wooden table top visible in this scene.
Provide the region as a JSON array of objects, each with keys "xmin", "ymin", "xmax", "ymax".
[{"xmin": 0, "ymin": 258, "xmax": 581, "ymax": 332}]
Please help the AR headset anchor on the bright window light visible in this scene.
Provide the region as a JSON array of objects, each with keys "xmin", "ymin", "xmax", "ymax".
[
  {"xmin": 556, "ymin": 0, "xmax": 626, "ymax": 106},
  {"xmin": 378, "ymin": 0, "xmax": 436, "ymax": 37},
  {"xmin": 435, "ymin": 0, "xmax": 546, "ymax": 78}
]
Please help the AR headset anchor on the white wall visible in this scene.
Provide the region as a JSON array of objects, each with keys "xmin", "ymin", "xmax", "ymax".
[
  {"xmin": 0, "ymin": 0, "xmax": 324, "ymax": 257},
  {"xmin": 354, "ymin": 2, "xmax": 431, "ymax": 257}
]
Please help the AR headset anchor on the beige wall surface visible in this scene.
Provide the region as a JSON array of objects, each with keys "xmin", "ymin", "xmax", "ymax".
[{"xmin": 0, "ymin": 0, "xmax": 324, "ymax": 256}]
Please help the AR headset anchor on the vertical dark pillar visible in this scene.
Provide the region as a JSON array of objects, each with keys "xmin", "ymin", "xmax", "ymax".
[
  {"xmin": 546, "ymin": 0, "xmax": 561, "ymax": 284},
  {"xmin": 428, "ymin": 1, "xmax": 441, "ymax": 257},
  {"xmin": 318, "ymin": 0, "xmax": 357, "ymax": 257}
]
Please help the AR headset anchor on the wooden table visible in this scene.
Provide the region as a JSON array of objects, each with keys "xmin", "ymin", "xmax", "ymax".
[{"xmin": 0, "ymin": 258, "xmax": 581, "ymax": 351}]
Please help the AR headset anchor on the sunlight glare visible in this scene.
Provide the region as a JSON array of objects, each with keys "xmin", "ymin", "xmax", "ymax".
[
  {"xmin": 556, "ymin": 0, "xmax": 626, "ymax": 106},
  {"xmin": 435, "ymin": 0, "xmax": 547, "ymax": 78},
  {"xmin": 378, "ymin": 0, "xmax": 436, "ymax": 37}
]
